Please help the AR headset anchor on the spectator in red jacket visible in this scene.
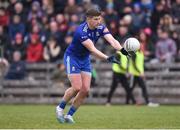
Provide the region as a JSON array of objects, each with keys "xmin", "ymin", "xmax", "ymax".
[
  {"xmin": 0, "ymin": 7, "xmax": 9, "ymax": 27},
  {"xmin": 26, "ymin": 34, "xmax": 43, "ymax": 63}
]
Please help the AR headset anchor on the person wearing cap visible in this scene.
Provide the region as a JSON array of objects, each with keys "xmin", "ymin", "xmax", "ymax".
[{"xmin": 56, "ymin": 7, "xmax": 131, "ymax": 124}]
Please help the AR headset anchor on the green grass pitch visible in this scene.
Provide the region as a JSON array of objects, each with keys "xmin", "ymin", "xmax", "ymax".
[{"xmin": 0, "ymin": 105, "xmax": 180, "ymax": 129}]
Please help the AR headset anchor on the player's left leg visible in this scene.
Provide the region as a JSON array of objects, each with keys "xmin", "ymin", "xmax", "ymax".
[{"xmin": 65, "ymin": 71, "xmax": 91, "ymax": 123}]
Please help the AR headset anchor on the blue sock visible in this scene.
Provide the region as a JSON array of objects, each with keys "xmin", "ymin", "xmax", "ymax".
[
  {"xmin": 59, "ymin": 100, "xmax": 66, "ymax": 109},
  {"xmin": 67, "ymin": 106, "xmax": 77, "ymax": 116}
]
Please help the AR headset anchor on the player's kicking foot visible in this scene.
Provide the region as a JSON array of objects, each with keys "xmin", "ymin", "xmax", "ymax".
[
  {"xmin": 56, "ymin": 106, "xmax": 65, "ymax": 123},
  {"xmin": 64, "ymin": 115, "xmax": 75, "ymax": 124}
]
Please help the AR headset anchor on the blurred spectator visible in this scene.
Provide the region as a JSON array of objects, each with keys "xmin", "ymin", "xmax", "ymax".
[
  {"xmin": 159, "ymin": 14, "xmax": 175, "ymax": 33},
  {"xmin": 24, "ymin": 24, "xmax": 46, "ymax": 45},
  {"xmin": 9, "ymin": 15, "xmax": 25, "ymax": 41},
  {"xmin": 140, "ymin": 0, "xmax": 154, "ymax": 11},
  {"xmin": 0, "ymin": 0, "xmax": 9, "ymax": 9},
  {"xmin": 171, "ymin": 0, "xmax": 180, "ymax": 24},
  {"xmin": 12, "ymin": 2, "xmax": 27, "ymax": 23},
  {"xmin": 9, "ymin": 33, "xmax": 26, "ymax": 62},
  {"xmin": 154, "ymin": 29, "xmax": 177, "ymax": 63},
  {"xmin": 42, "ymin": 0, "xmax": 54, "ymax": 19},
  {"xmin": 43, "ymin": 37, "xmax": 61, "ymax": 63},
  {"xmin": 0, "ymin": 25, "xmax": 9, "ymax": 48},
  {"xmin": 131, "ymin": 3, "xmax": 150, "ymax": 32},
  {"xmin": 120, "ymin": 15, "xmax": 134, "ymax": 34},
  {"xmin": 27, "ymin": 1, "xmax": 43, "ymax": 23},
  {"xmin": 91, "ymin": 0, "xmax": 106, "ymax": 11},
  {"xmin": 54, "ymin": 0, "xmax": 66, "ymax": 14},
  {"xmin": 106, "ymin": 51, "xmax": 136, "ymax": 105},
  {"xmin": 114, "ymin": 0, "xmax": 133, "ymax": 17},
  {"xmin": 116, "ymin": 25, "xmax": 131, "ymax": 43},
  {"xmin": 56, "ymin": 13, "xmax": 68, "ymax": 35},
  {"xmin": 151, "ymin": 2, "xmax": 167, "ymax": 32},
  {"xmin": 159, "ymin": 0, "xmax": 171, "ymax": 13},
  {"xmin": 104, "ymin": 5, "xmax": 118, "ymax": 36},
  {"xmin": 41, "ymin": 15, "xmax": 49, "ymax": 31},
  {"xmin": 128, "ymin": 45, "xmax": 159, "ymax": 107},
  {"xmin": 46, "ymin": 21, "xmax": 64, "ymax": 46},
  {"xmin": 0, "ymin": 57, "xmax": 9, "ymax": 78},
  {"xmin": 104, "ymin": 4, "xmax": 118, "ymax": 27},
  {"xmin": 76, "ymin": 5, "xmax": 85, "ymax": 22},
  {"xmin": 26, "ymin": 34, "xmax": 43, "ymax": 63},
  {"xmin": 0, "ymin": 25, "xmax": 10, "ymax": 60},
  {"xmin": 8, "ymin": 0, "xmax": 18, "ymax": 15},
  {"xmin": 171, "ymin": 30, "xmax": 180, "ymax": 61},
  {"xmin": 138, "ymin": 29, "xmax": 155, "ymax": 62},
  {"xmin": 91, "ymin": 66, "xmax": 98, "ymax": 87},
  {"xmin": 64, "ymin": 0, "xmax": 78, "ymax": 15},
  {"xmin": 4, "ymin": 51, "xmax": 26, "ymax": 80},
  {"xmin": 0, "ymin": 7, "xmax": 9, "ymax": 27}
]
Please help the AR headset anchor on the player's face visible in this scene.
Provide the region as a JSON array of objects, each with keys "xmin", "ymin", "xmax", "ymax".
[{"xmin": 87, "ymin": 16, "xmax": 101, "ymax": 29}]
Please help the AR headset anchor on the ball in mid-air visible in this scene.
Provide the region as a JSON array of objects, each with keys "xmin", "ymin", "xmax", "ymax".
[{"xmin": 124, "ymin": 37, "xmax": 140, "ymax": 52}]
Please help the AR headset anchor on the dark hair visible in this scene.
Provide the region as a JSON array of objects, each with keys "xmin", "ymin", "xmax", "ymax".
[{"xmin": 86, "ymin": 7, "xmax": 101, "ymax": 17}]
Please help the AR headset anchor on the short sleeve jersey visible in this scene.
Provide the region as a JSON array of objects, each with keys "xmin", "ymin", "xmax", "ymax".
[{"xmin": 65, "ymin": 22, "xmax": 109, "ymax": 58}]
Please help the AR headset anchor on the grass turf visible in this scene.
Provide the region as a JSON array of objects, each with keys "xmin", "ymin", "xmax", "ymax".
[{"xmin": 0, "ymin": 105, "xmax": 180, "ymax": 129}]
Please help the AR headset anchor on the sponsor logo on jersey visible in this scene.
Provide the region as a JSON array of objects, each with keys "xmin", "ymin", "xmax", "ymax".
[
  {"xmin": 97, "ymin": 25, "xmax": 103, "ymax": 30},
  {"xmin": 81, "ymin": 36, "xmax": 88, "ymax": 39}
]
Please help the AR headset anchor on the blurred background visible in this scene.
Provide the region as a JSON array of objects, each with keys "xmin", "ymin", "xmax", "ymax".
[{"xmin": 0, "ymin": 0, "xmax": 180, "ymax": 105}]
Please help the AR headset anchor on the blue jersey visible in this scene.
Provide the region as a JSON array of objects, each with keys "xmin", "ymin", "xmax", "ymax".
[
  {"xmin": 64, "ymin": 22, "xmax": 110, "ymax": 74},
  {"xmin": 65, "ymin": 22, "xmax": 109, "ymax": 58}
]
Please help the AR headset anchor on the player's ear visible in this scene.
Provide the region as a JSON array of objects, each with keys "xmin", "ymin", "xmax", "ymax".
[{"xmin": 86, "ymin": 16, "xmax": 91, "ymax": 21}]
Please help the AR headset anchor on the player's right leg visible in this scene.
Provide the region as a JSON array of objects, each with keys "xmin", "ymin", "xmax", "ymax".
[
  {"xmin": 64, "ymin": 71, "xmax": 91, "ymax": 124},
  {"xmin": 56, "ymin": 54, "xmax": 82, "ymax": 123},
  {"xmin": 56, "ymin": 74, "xmax": 82, "ymax": 123}
]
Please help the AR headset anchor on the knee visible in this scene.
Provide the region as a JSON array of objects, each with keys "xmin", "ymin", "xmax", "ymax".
[
  {"xmin": 72, "ymin": 84, "xmax": 82, "ymax": 93},
  {"xmin": 81, "ymin": 85, "xmax": 90, "ymax": 96}
]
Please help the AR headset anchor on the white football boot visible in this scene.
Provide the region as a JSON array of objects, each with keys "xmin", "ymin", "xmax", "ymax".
[
  {"xmin": 64, "ymin": 114, "xmax": 75, "ymax": 124},
  {"xmin": 56, "ymin": 106, "xmax": 65, "ymax": 123}
]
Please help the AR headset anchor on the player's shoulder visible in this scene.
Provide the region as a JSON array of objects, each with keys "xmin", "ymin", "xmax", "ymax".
[
  {"xmin": 76, "ymin": 22, "xmax": 88, "ymax": 33},
  {"xmin": 96, "ymin": 24, "xmax": 106, "ymax": 30}
]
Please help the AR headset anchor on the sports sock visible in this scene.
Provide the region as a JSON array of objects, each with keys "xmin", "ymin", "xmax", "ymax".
[
  {"xmin": 67, "ymin": 106, "xmax": 77, "ymax": 116},
  {"xmin": 59, "ymin": 100, "xmax": 66, "ymax": 109}
]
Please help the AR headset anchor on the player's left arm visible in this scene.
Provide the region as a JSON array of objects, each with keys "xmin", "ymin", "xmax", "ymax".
[
  {"xmin": 103, "ymin": 28, "xmax": 122, "ymax": 50},
  {"xmin": 103, "ymin": 28, "xmax": 128, "ymax": 56}
]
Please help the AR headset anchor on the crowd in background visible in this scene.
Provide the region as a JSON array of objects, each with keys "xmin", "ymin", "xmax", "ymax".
[{"xmin": 0, "ymin": 0, "xmax": 180, "ymax": 79}]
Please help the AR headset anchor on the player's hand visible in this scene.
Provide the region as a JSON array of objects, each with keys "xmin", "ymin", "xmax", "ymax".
[
  {"xmin": 128, "ymin": 51, "xmax": 136, "ymax": 57},
  {"xmin": 107, "ymin": 55, "xmax": 120, "ymax": 64},
  {"xmin": 120, "ymin": 48, "xmax": 129, "ymax": 56},
  {"xmin": 120, "ymin": 48, "xmax": 136, "ymax": 58}
]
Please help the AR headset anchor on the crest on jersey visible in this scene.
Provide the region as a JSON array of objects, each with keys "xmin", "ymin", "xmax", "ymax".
[{"xmin": 96, "ymin": 32, "xmax": 100, "ymax": 37}]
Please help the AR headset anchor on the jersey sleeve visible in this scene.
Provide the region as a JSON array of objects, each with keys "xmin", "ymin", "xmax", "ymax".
[
  {"xmin": 100, "ymin": 24, "xmax": 111, "ymax": 36},
  {"xmin": 77, "ymin": 28, "xmax": 89, "ymax": 43}
]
